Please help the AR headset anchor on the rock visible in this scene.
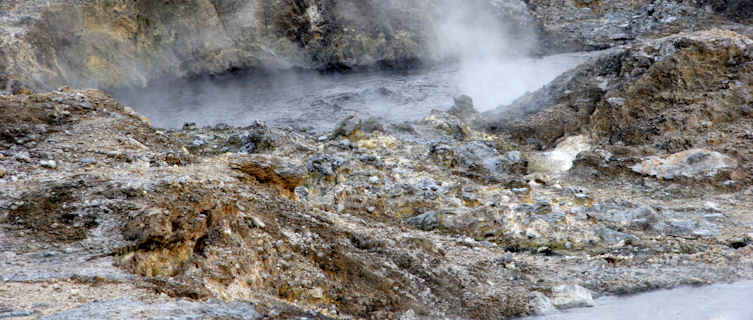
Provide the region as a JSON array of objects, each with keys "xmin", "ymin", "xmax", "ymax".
[
  {"xmin": 182, "ymin": 122, "xmax": 197, "ymax": 131},
  {"xmin": 306, "ymin": 153, "xmax": 343, "ymax": 177},
  {"xmin": 39, "ymin": 160, "xmax": 57, "ymax": 169},
  {"xmin": 529, "ymin": 291, "xmax": 556, "ymax": 315},
  {"xmin": 527, "ymin": 135, "xmax": 591, "ymax": 175},
  {"xmin": 422, "ymin": 110, "xmax": 473, "ymax": 141},
  {"xmin": 332, "ymin": 114, "xmax": 362, "ymax": 139},
  {"xmin": 431, "ymin": 141, "xmax": 526, "ymax": 179},
  {"xmin": 627, "ymin": 206, "xmax": 661, "ymax": 232},
  {"xmin": 550, "ymin": 284, "xmax": 595, "ymax": 309},
  {"xmin": 448, "ymin": 95, "xmax": 478, "ymax": 120},
  {"xmin": 14, "ymin": 153, "xmax": 32, "ymax": 163},
  {"xmin": 236, "ymin": 122, "xmax": 274, "ymax": 153},
  {"xmin": 79, "ymin": 158, "xmax": 97, "ymax": 167},
  {"xmin": 358, "ymin": 154, "xmax": 382, "ymax": 167},
  {"xmin": 361, "ymin": 117, "xmax": 385, "ymax": 133},
  {"xmin": 406, "ymin": 211, "xmax": 439, "ymax": 231},
  {"xmin": 247, "ymin": 216, "xmax": 266, "ymax": 229},
  {"xmin": 230, "ymin": 155, "xmax": 306, "ymax": 198},
  {"xmin": 631, "ymin": 149, "xmax": 738, "ymax": 180},
  {"xmin": 594, "ymin": 225, "xmax": 641, "ymax": 245}
]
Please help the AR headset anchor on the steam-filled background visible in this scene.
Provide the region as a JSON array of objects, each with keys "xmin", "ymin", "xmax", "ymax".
[{"xmin": 112, "ymin": 0, "xmax": 587, "ymax": 131}]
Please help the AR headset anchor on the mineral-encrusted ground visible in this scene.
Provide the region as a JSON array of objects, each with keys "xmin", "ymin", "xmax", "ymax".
[
  {"xmin": 2, "ymin": 1, "xmax": 753, "ymax": 320},
  {"xmin": 1, "ymin": 57, "xmax": 752, "ymax": 319}
]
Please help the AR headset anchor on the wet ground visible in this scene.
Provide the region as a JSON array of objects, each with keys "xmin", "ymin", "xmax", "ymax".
[
  {"xmin": 114, "ymin": 53, "xmax": 588, "ymax": 133},
  {"xmin": 524, "ymin": 281, "xmax": 753, "ymax": 320}
]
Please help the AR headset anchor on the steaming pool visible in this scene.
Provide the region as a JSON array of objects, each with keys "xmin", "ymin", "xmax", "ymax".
[{"xmin": 115, "ymin": 52, "xmax": 589, "ymax": 133}]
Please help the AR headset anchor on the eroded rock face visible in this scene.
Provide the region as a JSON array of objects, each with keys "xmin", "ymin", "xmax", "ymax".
[
  {"xmin": 0, "ymin": 0, "xmax": 536, "ymax": 91},
  {"xmin": 487, "ymin": 29, "xmax": 753, "ymax": 186},
  {"xmin": 527, "ymin": 0, "xmax": 753, "ymax": 54}
]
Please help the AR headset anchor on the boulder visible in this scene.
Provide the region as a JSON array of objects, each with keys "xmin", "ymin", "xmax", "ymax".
[
  {"xmin": 631, "ymin": 149, "xmax": 738, "ymax": 180},
  {"xmin": 406, "ymin": 211, "xmax": 439, "ymax": 231},
  {"xmin": 332, "ymin": 114, "xmax": 362, "ymax": 139},
  {"xmin": 550, "ymin": 284, "xmax": 595, "ymax": 309},
  {"xmin": 527, "ymin": 135, "xmax": 591, "ymax": 175},
  {"xmin": 230, "ymin": 154, "xmax": 306, "ymax": 198}
]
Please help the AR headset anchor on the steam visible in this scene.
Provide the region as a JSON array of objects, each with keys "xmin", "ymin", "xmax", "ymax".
[
  {"xmin": 114, "ymin": 0, "xmax": 586, "ymax": 130},
  {"xmin": 426, "ymin": 0, "xmax": 584, "ymax": 111}
]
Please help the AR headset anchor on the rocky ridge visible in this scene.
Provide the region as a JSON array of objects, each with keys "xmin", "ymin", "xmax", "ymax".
[
  {"xmin": 2, "ymin": 57, "xmax": 753, "ymax": 318},
  {"xmin": 1, "ymin": 1, "xmax": 753, "ymax": 319}
]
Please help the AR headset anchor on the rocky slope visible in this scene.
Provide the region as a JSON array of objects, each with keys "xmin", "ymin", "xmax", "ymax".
[
  {"xmin": 2, "ymin": 1, "xmax": 753, "ymax": 320},
  {"xmin": 2, "ymin": 62, "xmax": 752, "ymax": 318}
]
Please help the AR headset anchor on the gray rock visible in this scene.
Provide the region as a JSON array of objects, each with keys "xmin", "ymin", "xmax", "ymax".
[
  {"xmin": 78, "ymin": 158, "xmax": 97, "ymax": 167},
  {"xmin": 595, "ymin": 225, "xmax": 640, "ymax": 245},
  {"xmin": 306, "ymin": 154, "xmax": 344, "ymax": 177},
  {"xmin": 361, "ymin": 117, "xmax": 385, "ymax": 133},
  {"xmin": 422, "ymin": 110, "xmax": 473, "ymax": 141},
  {"xmin": 237, "ymin": 122, "xmax": 274, "ymax": 153},
  {"xmin": 529, "ymin": 291, "xmax": 556, "ymax": 315},
  {"xmin": 13, "ymin": 152, "xmax": 32, "ymax": 163},
  {"xmin": 332, "ymin": 114, "xmax": 361, "ymax": 138},
  {"xmin": 448, "ymin": 95, "xmax": 478, "ymax": 120},
  {"xmin": 39, "ymin": 160, "xmax": 57, "ymax": 169},
  {"xmin": 431, "ymin": 141, "xmax": 526, "ymax": 178},
  {"xmin": 229, "ymin": 155, "xmax": 306, "ymax": 194},
  {"xmin": 406, "ymin": 211, "xmax": 439, "ymax": 231},
  {"xmin": 550, "ymin": 284, "xmax": 595, "ymax": 309},
  {"xmin": 631, "ymin": 149, "xmax": 738, "ymax": 180}
]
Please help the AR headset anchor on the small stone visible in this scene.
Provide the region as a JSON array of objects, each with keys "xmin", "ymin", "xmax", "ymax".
[
  {"xmin": 361, "ymin": 117, "xmax": 385, "ymax": 133},
  {"xmin": 79, "ymin": 158, "xmax": 97, "ymax": 167},
  {"xmin": 191, "ymin": 137, "xmax": 206, "ymax": 147},
  {"xmin": 631, "ymin": 149, "xmax": 737, "ymax": 180},
  {"xmin": 527, "ymin": 135, "xmax": 591, "ymax": 175},
  {"xmin": 332, "ymin": 114, "xmax": 361, "ymax": 138},
  {"xmin": 0, "ymin": 168, "xmax": 4, "ymax": 178},
  {"xmin": 529, "ymin": 291, "xmax": 556, "ymax": 315},
  {"xmin": 606, "ymin": 97, "xmax": 626, "ymax": 107},
  {"xmin": 448, "ymin": 95, "xmax": 478, "ymax": 120},
  {"xmin": 406, "ymin": 211, "xmax": 439, "ymax": 231},
  {"xmin": 306, "ymin": 154, "xmax": 343, "ymax": 177},
  {"xmin": 550, "ymin": 284, "xmax": 595, "ymax": 309},
  {"xmin": 505, "ymin": 151, "xmax": 522, "ymax": 163},
  {"xmin": 741, "ymin": 105, "xmax": 752, "ymax": 116},
  {"xmin": 704, "ymin": 201, "xmax": 721, "ymax": 212},
  {"xmin": 249, "ymin": 216, "xmax": 266, "ymax": 228},
  {"xmin": 182, "ymin": 122, "xmax": 197, "ymax": 130},
  {"xmin": 77, "ymin": 101, "xmax": 93, "ymax": 110},
  {"xmin": 13, "ymin": 153, "xmax": 31, "ymax": 163},
  {"xmin": 309, "ymin": 287, "xmax": 324, "ymax": 299},
  {"xmin": 39, "ymin": 160, "xmax": 57, "ymax": 169},
  {"xmin": 368, "ymin": 176, "xmax": 379, "ymax": 184}
]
